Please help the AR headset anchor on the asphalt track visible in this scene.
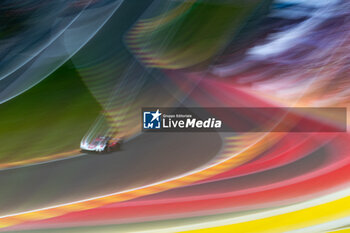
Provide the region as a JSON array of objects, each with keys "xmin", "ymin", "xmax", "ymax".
[{"xmin": 0, "ymin": 132, "xmax": 222, "ymax": 216}]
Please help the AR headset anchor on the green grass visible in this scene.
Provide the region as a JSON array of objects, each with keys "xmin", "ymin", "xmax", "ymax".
[{"xmin": 0, "ymin": 61, "xmax": 101, "ymax": 163}]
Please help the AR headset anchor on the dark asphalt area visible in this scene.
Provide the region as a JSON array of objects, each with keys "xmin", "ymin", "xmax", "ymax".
[{"xmin": 0, "ymin": 132, "xmax": 222, "ymax": 216}]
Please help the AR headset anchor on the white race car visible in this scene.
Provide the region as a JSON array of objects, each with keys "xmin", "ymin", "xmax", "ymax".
[{"xmin": 80, "ymin": 136, "xmax": 122, "ymax": 153}]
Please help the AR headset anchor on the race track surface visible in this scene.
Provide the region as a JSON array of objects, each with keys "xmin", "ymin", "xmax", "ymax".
[{"xmin": 0, "ymin": 132, "xmax": 222, "ymax": 216}]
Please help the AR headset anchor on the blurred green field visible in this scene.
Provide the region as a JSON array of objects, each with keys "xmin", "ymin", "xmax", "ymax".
[{"xmin": 0, "ymin": 61, "xmax": 101, "ymax": 163}]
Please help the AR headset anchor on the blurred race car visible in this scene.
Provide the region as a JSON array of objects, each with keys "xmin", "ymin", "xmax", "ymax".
[{"xmin": 80, "ymin": 136, "xmax": 123, "ymax": 153}]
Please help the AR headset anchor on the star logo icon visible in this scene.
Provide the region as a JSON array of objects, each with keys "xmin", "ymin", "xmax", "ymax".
[{"xmin": 151, "ymin": 109, "xmax": 162, "ymax": 122}]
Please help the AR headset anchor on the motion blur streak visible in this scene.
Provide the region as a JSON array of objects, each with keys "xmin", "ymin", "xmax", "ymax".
[
  {"xmin": 126, "ymin": 0, "xmax": 273, "ymax": 69},
  {"xmin": 1, "ymin": 0, "xmax": 350, "ymax": 232},
  {"xmin": 0, "ymin": 0, "xmax": 124, "ymax": 103}
]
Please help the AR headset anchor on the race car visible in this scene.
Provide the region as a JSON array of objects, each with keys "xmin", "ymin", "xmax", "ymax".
[{"xmin": 80, "ymin": 136, "xmax": 123, "ymax": 153}]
